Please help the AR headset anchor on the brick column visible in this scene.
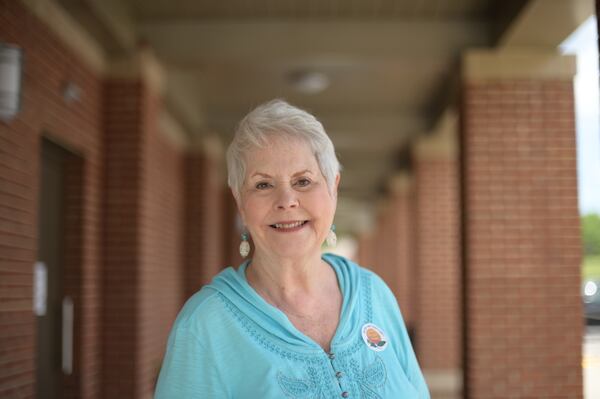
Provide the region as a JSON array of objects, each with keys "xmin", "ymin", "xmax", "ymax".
[
  {"xmin": 141, "ymin": 112, "xmax": 186, "ymax": 396},
  {"xmin": 374, "ymin": 200, "xmax": 395, "ymax": 292},
  {"xmin": 103, "ymin": 77, "xmax": 148, "ymax": 399},
  {"xmin": 386, "ymin": 173, "xmax": 416, "ymax": 329},
  {"xmin": 185, "ymin": 137, "xmax": 226, "ymax": 297},
  {"xmin": 413, "ymin": 110, "xmax": 462, "ymax": 397},
  {"xmin": 356, "ymin": 230, "xmax": 376, "ymax": 269},
  {"xmin": 461, "ymin": 50, "xmax": 582, "ymax": 398},
  {"xmin": 103, "ymin": 51, "xmax": 186, "ymax": 399},
  {"xmin": 222, "ymin": 187, "xmax": 245, "ymax": 268}
]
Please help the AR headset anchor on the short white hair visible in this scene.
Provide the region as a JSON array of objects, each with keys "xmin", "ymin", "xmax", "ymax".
[{"xmin": 226, "ymin": 99, "xmax": 341, "ymax": 200}]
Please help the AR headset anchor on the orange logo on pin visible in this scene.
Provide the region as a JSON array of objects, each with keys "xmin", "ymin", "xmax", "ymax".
[{"xmin": 361, "ymin": 323, "xmax": 388, "ymax": 352}]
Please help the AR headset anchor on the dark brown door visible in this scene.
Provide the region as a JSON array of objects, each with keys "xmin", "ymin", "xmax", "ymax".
[{"xmin": 36, "ymin": 139, "xmax": 68, "ymax": 399}]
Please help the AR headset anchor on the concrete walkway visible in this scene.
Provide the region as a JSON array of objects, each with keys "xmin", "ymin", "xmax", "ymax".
[{"xmin": 584, "ymin": 326, "xmax": 600, "ymax": 398}]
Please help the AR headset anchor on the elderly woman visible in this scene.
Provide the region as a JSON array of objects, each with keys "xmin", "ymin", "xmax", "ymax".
[{"xmin": 154, "ymin": 100, "xmax": 430, "ymax": 398}]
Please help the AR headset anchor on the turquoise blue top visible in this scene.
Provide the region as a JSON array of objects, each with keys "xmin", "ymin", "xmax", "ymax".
[{"xmin": 154, "ymin": 253, "xmax": 430, "ymax": 398}]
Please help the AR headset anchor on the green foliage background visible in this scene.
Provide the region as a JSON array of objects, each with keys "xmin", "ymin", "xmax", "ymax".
[{"xmin": 582, "ymin": 214, "xmax": 600, "ymax": 281}]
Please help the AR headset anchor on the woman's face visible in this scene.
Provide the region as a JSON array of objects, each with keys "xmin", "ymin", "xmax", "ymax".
[{"xmin": 236, "ymin": 135, "xmax": 339, "ymax": 260}]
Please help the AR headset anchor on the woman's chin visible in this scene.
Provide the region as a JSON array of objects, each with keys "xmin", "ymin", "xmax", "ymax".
[
  {"xmin": 255, "ymin": 226, "xmax": 328, "ymax": 259},
  {"xmin": 263, "ymin": 241, "xmax": 320, "ymax": 260}
]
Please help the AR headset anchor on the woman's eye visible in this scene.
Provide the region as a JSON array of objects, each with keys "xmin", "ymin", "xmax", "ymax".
[
  {"xmin": 255, "ymin": 182, "xmax": 271, "ymax": 189},
  {"xmin": 295, "ymin": 178, "xmax": 311, "ymax": 187}
]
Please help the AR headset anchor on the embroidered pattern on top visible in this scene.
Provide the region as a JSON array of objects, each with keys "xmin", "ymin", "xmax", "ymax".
[
  {"xmin": 345, "ymin": 355, "xmax": 388, "ymax": 399},
  {"xmin": 278, "ymin": 355, "xmax": 387, "ymax": 399},
  {"xmin": 277, "ymin": 366, "xmax": 328, "ymax": 399}
]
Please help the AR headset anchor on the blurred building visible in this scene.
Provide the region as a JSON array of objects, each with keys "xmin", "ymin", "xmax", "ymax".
[{"xmin": 0, "ymin": 0, "xmax": 593, "ymax": 398}]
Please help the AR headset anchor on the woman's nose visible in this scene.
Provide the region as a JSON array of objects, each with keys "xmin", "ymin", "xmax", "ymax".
[{"xmin": 275, "ymin": 187, "xmax": 299, "ymax": 209}]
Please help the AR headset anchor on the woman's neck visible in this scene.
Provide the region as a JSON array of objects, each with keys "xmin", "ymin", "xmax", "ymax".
[{"xmin": 246, "ymin": 251, "xmax": 334, "ymax": 314}]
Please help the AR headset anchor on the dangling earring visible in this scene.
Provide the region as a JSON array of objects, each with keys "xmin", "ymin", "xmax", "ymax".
[
  {"xmin": 326, "ymin": 224, "xmax": 337, "ymax": 247},
  {"xmin": 239, "ymin": 231, "xmax": 251, "ymax": 258}
]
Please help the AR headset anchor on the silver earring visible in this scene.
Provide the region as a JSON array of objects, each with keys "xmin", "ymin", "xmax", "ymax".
[
  {"xmin": 326, "ymin": 224, "xmax": 337, "ymax": 247},
  {"xmin": 239, "ymin": 232, "xmax": 250, "ymax": 258}
]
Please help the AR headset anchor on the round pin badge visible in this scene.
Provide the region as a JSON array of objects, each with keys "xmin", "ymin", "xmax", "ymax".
[{"xmin": 361, "ymin": 323, "xmax": 388, "ymax": 352}]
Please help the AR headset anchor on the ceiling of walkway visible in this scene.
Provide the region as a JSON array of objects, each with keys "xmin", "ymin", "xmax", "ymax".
[{"xmin": 57, "ymin": 0, "xmax": 529, "ymax": 233}]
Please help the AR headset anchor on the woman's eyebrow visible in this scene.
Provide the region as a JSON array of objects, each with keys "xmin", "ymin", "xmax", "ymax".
[
  {"xmin": 251, "ymin": 172, "xmax": 272, "ymax": 178},
  {"xmin": 293, "ymin": 169, "xmax": 313, "ymax": 177},
  {"xmin": 251, "ymin": 169, "xmax": 313, "ymax": 179}
]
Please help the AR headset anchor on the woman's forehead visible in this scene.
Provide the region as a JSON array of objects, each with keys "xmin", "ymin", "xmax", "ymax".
[{"xmin": 244, "ymin": 139, "xmax": 319, "ymax": 176}]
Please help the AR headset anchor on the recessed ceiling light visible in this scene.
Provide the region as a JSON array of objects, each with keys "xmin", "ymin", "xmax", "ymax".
[{"xmin": 288, "ymin": 70, "xmax": 329, "ymax": 94}]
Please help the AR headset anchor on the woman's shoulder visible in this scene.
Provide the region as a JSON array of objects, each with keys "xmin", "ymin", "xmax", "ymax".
[
  {"xmin": 323, "ymin": 253, "xmax": 399, "ymax": 309},
  {"xmin": 170, "ymin": 266, "xmax": 239, "ymax": 332},
  {"xmin": 322, "ymin": 252, "xmax": 368, "ymax": 273},
  {"xmin": 322, "ymin": 253, "xmax": 386, "ymax": 284},
  {"xmin": 172, "ymin": 286, "xmax": 223, "ymax": 331}
]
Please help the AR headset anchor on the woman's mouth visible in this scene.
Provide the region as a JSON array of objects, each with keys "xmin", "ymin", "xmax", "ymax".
[{"xmin": 269, "ymin": 220, "xmax": 309, "ymax": 232}]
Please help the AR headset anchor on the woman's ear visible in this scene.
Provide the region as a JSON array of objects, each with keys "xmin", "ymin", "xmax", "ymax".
[
  {"xmin": 333, "ymin": 174, "xmax": 340, "ymax": 198},
  {"xmin": 232, "ymin": 189, "xmax": 245, "ymax": 222}
]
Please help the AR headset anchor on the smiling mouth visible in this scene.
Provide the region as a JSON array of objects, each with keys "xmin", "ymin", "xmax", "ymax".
[{"xmin": 269, "ymin": 220, "xmax": 309, "ymax": 230}]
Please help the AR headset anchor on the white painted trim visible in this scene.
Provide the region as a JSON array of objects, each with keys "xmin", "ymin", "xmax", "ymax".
[
  {"xmin": 109, "ymin": 47, "xmax": 165, "ymax": 95},
  {"xmin": 414, "ymin": 108, "xmax": 458, "ymax": 159},
  {"xmin": 159, "ymin": 111, "xmax": 190, "ymax": 150},
  {"xmin": 387, "ymin": 172, "xmax": 412, "ymax": 195},
  {"xmin": 193, "ymin": 134, "xmax": 225, "ymax": 161},
  {"xmin": 500, "ymin": 0, "xmax": 594, "ymax": 49},
  {"xmin": 463, "ymin": 49, "xmax": 576, "ymax": 81}
]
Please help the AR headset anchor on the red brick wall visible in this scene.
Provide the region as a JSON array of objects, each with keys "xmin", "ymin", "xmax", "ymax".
[
  {"xmin": 369, "ymin": 201, "xmax": 411, "ymax": 321},
  {"xmin": 373, "ymin": 205, "xmax": 395, "ymax": 294},
  {"xmin": 462, "ymin": 79, "xmax": 582, "ymax": 398},
  {"xmin": 102, "ymin": 80, "xmax": 146, "ymax": 399},
  {"xmin": 139, "ymin": 123, "xmax": 185, "ymax": 398},
  {"xmin": 413, "ymin": 156, "xmax": 462, "ymax": 371},
  {"xmin": 0, "ymin": 3, "xmax": 188, "ymax": 398},
  {"xmin": 184, "ymin": 151, "xmax": 224, "ymax": 297},
  {"xmin": 102, "ymin": 80, "xmax": 186, "ymax": 399},
  {"xmin": 222, "ymin": 187, "xmax": 244, "ymax": 268},
  {"xmin": 388, "ymin": 189, "xmax": 416, "ymax": 328},
  {"xmin": 1, "ymin": 2, "xmax": 104, "ymax": 398},
  {"xmin": 356, "ymin": 231, "xmax": 376, "ymax": 270}
]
